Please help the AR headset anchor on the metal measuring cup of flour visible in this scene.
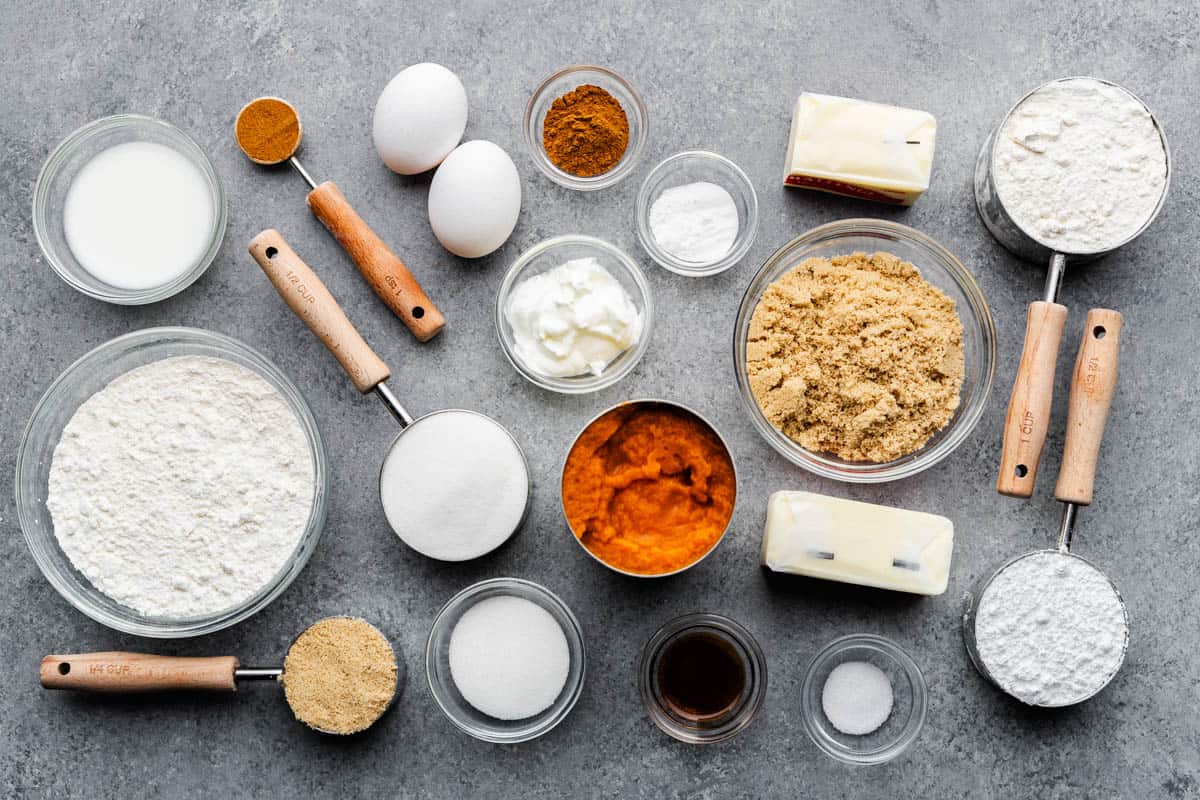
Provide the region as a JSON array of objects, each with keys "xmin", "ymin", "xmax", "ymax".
[
  {"xmin": 248, "ymin": 229, "xmax": 531, "ymax": 562},
  {"xmin": 40, "ymin": 616, "xmax": 403, "ymax": 735},
  {"xmin": 963, "ymin": 310, "xmax": 1129, "ymax": 706},
  {"xmin": 975, "ymin": 77, "xmax": 1170, "ymax": 499}
]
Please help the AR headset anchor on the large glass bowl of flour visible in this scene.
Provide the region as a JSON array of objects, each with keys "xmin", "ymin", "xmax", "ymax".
[{"xmin": 15, "ymin": 327, "xmax": 328, "ymax": 638}]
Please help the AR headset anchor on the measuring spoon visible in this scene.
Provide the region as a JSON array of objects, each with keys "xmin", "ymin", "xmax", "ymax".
[
  {"xmin": 964, "ymin": 309, "xmax": 1129, "ymax": 706},
  {"xmin": 974, "ymin": 77, "xmax": 1169, "ymax": 497},
  {"xmin": 40, "ymin": 616, "xmax": 402, "ymax": 735},
  {"xmin": 236, "ymin": 97, "xmax": 444, "ymax": 342},
  {"xmin": 248, "ymin": 229, "xmax": 530, "ymax": 561}
]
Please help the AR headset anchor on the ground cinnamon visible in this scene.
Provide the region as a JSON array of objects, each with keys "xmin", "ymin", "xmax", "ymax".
[
  {"xmin": 542, "ymin": 84, "xmax": 629, "ymax": 177},
  {"xmin": 235, "ymin": 97, "xmax": 302, "ymax": 165}
]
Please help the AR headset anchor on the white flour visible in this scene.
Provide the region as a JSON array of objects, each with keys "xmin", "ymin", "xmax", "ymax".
[
  {"xmin": 993, "ymin": 78, "xmax": 1166, "ymax": 253},
  {"xmin": 974, "ymin": 551, "xmax": 1127, "ymax": 706},
  {"xmin": 648, "ymin": 181, "xmax": 739, "ymax": 263},
  {"xmin": 47, "ymin": 356, "xmax": 315, "ymax": 619}
]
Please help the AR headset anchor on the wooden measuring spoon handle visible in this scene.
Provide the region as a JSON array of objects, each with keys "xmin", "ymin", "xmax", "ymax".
[
  {"xmin": 41, "ymin": 653, "xmax": 239, "ymax": 692},
  {"xmin": 1055, "ymin": 309, "xmax": 1123, "ymax": 505},
  {"xmin": 249, "ymin": 229, "xmax": 391, "ymax": 394},
  {"xmin": 306, "ymin": 181, "xmax": 445, "ymax": 342},
  {"xmin": 998, "ymin": 300, "xmax": 1069, "ymax": 498}
]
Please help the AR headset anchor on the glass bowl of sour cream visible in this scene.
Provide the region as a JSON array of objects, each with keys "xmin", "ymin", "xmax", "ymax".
[
  {"xmin": 32, "ymin": 115, "xmax": 227, "ymax": 304},
  {"xmin": 496, "ymin": 235, "xmax": 654, "ymax": 394}
]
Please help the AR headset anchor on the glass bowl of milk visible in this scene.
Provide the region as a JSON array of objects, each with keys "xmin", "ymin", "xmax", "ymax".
[{"xmin": 33, "ymin": 115, "xmax": 227, "ymax": 304}]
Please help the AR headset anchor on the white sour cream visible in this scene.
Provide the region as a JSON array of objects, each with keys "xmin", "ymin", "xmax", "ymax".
[{"xmin": 504, "ymin": 257, "xmax": 643, "ymax": 378}]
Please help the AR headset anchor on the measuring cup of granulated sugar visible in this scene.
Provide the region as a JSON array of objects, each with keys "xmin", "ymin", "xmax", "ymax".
[
  {"xmin": 248, "ymin": 229, "xmax": 530, "ymax": 561},
  {"xmin": 975, "ymin": 77, "xmax": 1169, "ymax": 499},
  {"xmin": 41, "ymin": 616, "xmax": 402, "ymax": 735},
  {"xmin": 963, "ymin": 310, "xmax": 1129, "ymax": 707}
]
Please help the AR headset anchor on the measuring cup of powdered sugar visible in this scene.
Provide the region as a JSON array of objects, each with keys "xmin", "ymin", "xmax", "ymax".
[
  {"xmin": 248, "ymin": 229, "xmax": 531, "ymax": 561},
  {"xmin": 975, "ymin": 76, "xmax": 1170, "ymax": 499},
  {"xmin": 963, "ymin": 309, "xmax": 1129, "ymax": 707},
  {"xmin": 41, "ymin": 616, "xmax": 402, "ymax": 735}
]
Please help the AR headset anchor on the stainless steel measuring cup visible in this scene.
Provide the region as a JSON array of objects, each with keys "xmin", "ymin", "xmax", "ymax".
[
  {"xmin": 40, "ymin": 616, "xmax": 403, "ymax": 734},
  {"xmin": 974, "ymin": 77, "xmax": 1169, "ymax": 498},
  {"xmin": 248, "ymin": 229, "xmax": 531, "ymax": 561},
  {"xmin": 963, "ymin": 310, "xmax": 1129, "ymax": 706}
]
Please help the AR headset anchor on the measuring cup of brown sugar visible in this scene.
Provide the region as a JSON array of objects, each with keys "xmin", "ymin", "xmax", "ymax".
[
  {"xmin": 638, "ymin": 613, "xmax": 766, "ymax": 744},
  {"xmin": 41, "ymin": 616, "xmax": 402, "ymax": 735}
]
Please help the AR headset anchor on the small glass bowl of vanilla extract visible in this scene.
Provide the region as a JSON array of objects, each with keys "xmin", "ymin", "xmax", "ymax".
[{"xmin": 639, "ymin": 613, "xmax": 767, "ymax": 744}]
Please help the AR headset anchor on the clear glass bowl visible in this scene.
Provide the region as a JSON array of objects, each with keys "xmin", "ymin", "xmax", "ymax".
[
  {"xmin": 496, "ymin": 235, "xmax": 653, "ymax": 394},
  {"xmin": 14, "ymin": 327, "xmax": 327, "ymax": 638},
  {"xmin": 524, "ymin": 65, "xmax": 648, "ymax": 191},
  {"xmin": 560, "ymin": 399, "xmax": 736, "ymax": 577},
  {"xmin": 426, "ymin": 578, "xmax": 586, "ymax": 743},
  {"xmin": 733, "ymin": 219, "xmax": 996, "ymax": 482},
  {"xmin": 639, "ymin": 613, "xmax": 767, "ymax": 743},
  {"xmin": 32, "ymin": 114, "xmax": 227, "ymax": 304},
  {"xmin": 636, "ymin": 151, "xmax": 759, "ymax": 276},
  {"xmin": 800, "ymin": 634, "xmax": 927, "ymax": 765}
]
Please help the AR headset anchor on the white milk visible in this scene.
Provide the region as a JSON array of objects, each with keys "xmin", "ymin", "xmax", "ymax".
[{"xmin": 63, "ymin": 141, "xmax": 215, "ymax": 290}]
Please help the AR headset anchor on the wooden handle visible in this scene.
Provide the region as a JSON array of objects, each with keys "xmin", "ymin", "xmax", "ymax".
[
  {"xmin": 248, "ymin": 229, "xmax": 391, "ymax": 393},
  {"xmin": 306, "ymin": 181, "xmax": 445, "ymax": 342},
  {"xmin": 998, "ymin": 301, "xmax": 1069, "ymax": 498},
  {"xmin": 41, "ymin": 653, "xmax": 239, "ymax": 692},
  {"xmin": 1054, "ymin": 309, "xmax": 1123, "ymax": 505}
]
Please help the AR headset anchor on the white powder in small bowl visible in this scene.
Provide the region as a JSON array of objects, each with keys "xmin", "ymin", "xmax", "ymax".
[
  {"xmin": 648, "ymin": 181, "xmax": 739, "ymax": 263},
  {"xmin": 821, "ymin": 661, "xmax": 894, "ymax": 735},
  {"xmin": 448, "ymin": 595, "xmax": 570, "ymax": 720},
  {"xmin": 47, "ymin": 356, "xmax": 315, "ymax": 619}
]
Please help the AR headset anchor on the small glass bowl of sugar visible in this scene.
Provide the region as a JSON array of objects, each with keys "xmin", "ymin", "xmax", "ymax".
[
  {"xmin": 800, "ymin": 633, "xmax": 927, "ymax": 765},
  {"xmin": 426, "ymin": 577, "xmax": 586, "ymax": 743},
  {"xmin": 635, "ymin": 150, "xmax": 758, "ymax": 277}
]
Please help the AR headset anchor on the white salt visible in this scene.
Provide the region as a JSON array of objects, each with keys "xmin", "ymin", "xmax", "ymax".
[
  {"xmin": 821, "ymin": 661, "xmax": 894, "ymax": 735},
  {"xmin": 448, "ymin": 595, "xmax": 570, "ymax": 720},
  {"xmin": 379, "ymin": 410, "xmax": 528, "ymax": 561}
]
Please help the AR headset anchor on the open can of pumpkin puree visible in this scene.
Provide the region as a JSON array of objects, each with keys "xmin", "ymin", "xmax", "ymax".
[{"xmin": 560, "ymin": 399, "xmax": 737, "ymax": 577}]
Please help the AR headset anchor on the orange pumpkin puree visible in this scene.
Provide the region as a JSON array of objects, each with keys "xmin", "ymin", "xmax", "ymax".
[{"xmin": 562, "ymin": 403, "xmax": 736, "ymax": 575}]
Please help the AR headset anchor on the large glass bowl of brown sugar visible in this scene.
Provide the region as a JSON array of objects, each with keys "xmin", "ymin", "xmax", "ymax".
[{"xmin": 733, "ymin": 219, "xmax": 996, "ymax": 483}]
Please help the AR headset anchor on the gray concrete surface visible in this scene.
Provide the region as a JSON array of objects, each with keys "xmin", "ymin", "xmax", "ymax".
[{"xmin": 2, "ymin": 1, "xmax": 1198, "ymax": 797}]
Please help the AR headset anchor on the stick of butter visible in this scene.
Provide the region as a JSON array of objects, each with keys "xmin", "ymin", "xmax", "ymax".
[
  {"xmin": 761, "ymin": 491, "xmax": 953, "ymax": 595},
  {"xmin": 783, "ymin": 93, "xmax": 937, "ymax": 206}
]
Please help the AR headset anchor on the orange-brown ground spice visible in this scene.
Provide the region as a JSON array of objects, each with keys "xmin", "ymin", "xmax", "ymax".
[{"xmin": 542, "ymin": 84, "xmax": 629, "ymax": 177}]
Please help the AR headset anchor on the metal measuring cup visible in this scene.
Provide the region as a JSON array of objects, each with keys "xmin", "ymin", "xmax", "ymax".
[
  {"xmin": 40, "ymin": 616, "xmax": 403, "ymax": 735},
  {"xmin": 963, "ymin": 310, "xmax": 1129, "ymax": 706},
  {"xmin": 248, "ymin": 229, "xmax": 531, "ymax": 562},
  {"xmin": 974, "ymin": 77, "xmax": 1169, "ymax": 498}
]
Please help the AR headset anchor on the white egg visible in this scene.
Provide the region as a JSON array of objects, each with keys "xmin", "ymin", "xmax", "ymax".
[
  {"xmin": 373, "ymin": 63, "xmax": 468, "ymax": 175},
  {"xmin": 428, "ymin": 140, "xmax": 521, "ymax": 259}
]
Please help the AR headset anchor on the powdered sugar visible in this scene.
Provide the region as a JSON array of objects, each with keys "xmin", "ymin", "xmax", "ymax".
[
  {"xmin": 974, "ymin": 551, "xmax": 1128, "ymax": 706},
  {"xmin": 47, "ymin": 356, "xmax": 315, "ymax": 619},
  {"xmin": 993, "ymin": 78, "xmax": 1167, "ymax": 253}
]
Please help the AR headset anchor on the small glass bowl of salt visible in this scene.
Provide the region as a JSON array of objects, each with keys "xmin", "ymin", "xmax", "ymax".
[
  {"xmin": 635, "ymin": 150, "xmax": 759, "ymax": 277},
  {"xmin": 426, "ymin": 577, "xmax": 586, "ymax": 744},
  {"xmin": 800, "ymin": 634, "xmax": 927, "ymax": 765}
]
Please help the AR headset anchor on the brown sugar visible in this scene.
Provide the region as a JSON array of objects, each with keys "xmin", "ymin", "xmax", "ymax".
[
  {"xmin": 542, "ymin": 84, "xmax": 629, "ymax": 177},
  {"xmin": 281, "ymin": 617, "xmax": 397, "ymax": 735},
  {"xmin": 746, "ymin": 251, "xmax": 964, "ymax": 462}
]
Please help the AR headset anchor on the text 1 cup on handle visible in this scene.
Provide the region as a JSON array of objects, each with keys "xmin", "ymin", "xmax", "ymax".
[
  {"xmin": 41, "ymin": 653, "xmax": 239, "ymax": 693},
  {"xmin": 305, "ymin": 181, "xmax": 446, "ymax": 343},
  {"xmin": 248, "ymin": 229, "xmax": 390, "ymax": 394},
  {"xmin": 997, "ymin": 300, "xmax": 1069, "ymax": 498},
  {"xmin": 1055, "ymin": 309, "xmax": 1123, "ymax": 506}
]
